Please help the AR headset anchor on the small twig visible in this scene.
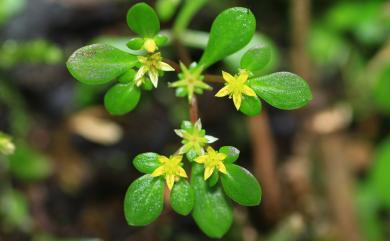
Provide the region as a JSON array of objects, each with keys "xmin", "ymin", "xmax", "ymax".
[
  {"xmin": 173, "ymin": 38, "xmax": 192, "ymax": 66},
  {"xmin": 204, "ymin": 74, "xmax": 225, "ymax": 84},
  {"xmin": 248, "ymin": 113, "xmax": 284, "ymax": 223},
  {"xmin": 189, "ymin": 96, "xmax": 199, "ymax": 123}
]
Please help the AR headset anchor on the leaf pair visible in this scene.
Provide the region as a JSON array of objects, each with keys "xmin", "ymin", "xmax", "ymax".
[{"xmin": 125, "ymin": 153, "xmax": 195, "ymax": 225}]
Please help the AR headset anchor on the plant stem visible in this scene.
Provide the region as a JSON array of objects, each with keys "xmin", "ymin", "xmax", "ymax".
[
  {"xmin": 189, "ymin": 96, "xmax": 199, "ymax": 123},
  {"xmin": 248, "ymin": 113, "xmax": 283, "ymax": 222},
  {"xmin": 173, "ymin": 0, "xmax": 208, "ymax": 36},
  {"xmin": 204, "ymin": 74, "xmax": 224, "ymax": 83}
]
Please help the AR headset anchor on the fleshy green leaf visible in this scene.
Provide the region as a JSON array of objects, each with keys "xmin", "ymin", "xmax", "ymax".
[
  {"xmin": 199, "ymin": 7, "xmax": 256, "ymax": 68},
  {"xmin": 240, "ymin": 46, "xmax": 271, "ymax": 72},
  {"xmin": 170, "ymin": 179, "xmax": 194, "ymax": 216},
  {"xmin": 127, "ymin": 37, "xmax": 144, "ymax": 50},
  {"xmin": 219, "ymin": 146, "xmax": 240, "ymax": 164},
  {"xmin": 127, "ymin": 3, "xmax": 160, "ymax": 37},
  {"xmin": 221, "ymin": 164, "xmax": 261, "ymax": 206},
  {"xmin": 133, "ymin": 152, "xmax": 160, "ymax": 174},
  {"xmin": 207, "ymin": 171, "xmax": 219, "ymax": 187},
  {"xmin": 191, "ymin": 164, "xmax": 233, "ymax": 238},
  {"xmin": 118, "ymin": 69, "xmax": 136, "ymax": 84},
  {"xmin": 248, "ymin": 72, "xmax": 312, "ymax": 110},
  {"xmin": 124, "ymin": 175, "xmax": 164, "ymax": 226},
  {"xmin": 154, "ymin": 34, "xmax": 168, "ymax": 46},
  {"xmin": 104, "ymin": 83, "xmax": 141, "ymax": 115},
  {"xmin": 239, "ymin": 95, "xmax": 262, "ymax": 116},
  {"xmin": 66, "ymin": 44, "xmax": 138, "ymax": 85}
]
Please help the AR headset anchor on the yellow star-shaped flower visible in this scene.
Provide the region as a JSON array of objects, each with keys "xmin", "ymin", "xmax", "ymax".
[
  {"xmin": 151, "ymin": 155, "xmax": 187, "ymax": 190},
  {"xmin": 194, "ymin": 146, "xmax": 227, "ymax": 180},
  {"xmin": 215, "ymin": 70, "xmax": 256, "ymax": 110}
]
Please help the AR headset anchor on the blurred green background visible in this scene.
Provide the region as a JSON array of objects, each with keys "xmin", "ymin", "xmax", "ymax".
[{"xmin": 0, "ymin": 0, "xmax": 389, "ymax": 241}]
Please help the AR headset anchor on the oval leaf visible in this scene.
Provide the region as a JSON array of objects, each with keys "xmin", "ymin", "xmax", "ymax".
[
  {"xmin": 127, "ymin": 3, "xmax": 160, "ymax": 37},
  {"xmin": 133, "ymin": 152, "xmax": 160, "ymax": 174},
  {"xmin": 191, "ymin": 164, "xmax": 233, "ymax": 238},
  {"xmin": 240, "ymin": 46, "xmax": 271, "ymax": 72},
  {"xmin": 104, "ymin": 83, "xmax": 141, "ymax": 115},
  {"xmin": 67, "ymin": 44, "xmax": 138, "ymax": 85},
  {"xmin": 219, "ymin": 146, "xmax": 240, "ymax": 164},
  {"xmin": 221, "ymin": 164, "xmax": 262, "ymax": 206},
  {"xmin": 124, "ymin": 175, "xmax": 164, "ymax": 226},
  {"xmin": 239, "ymin": 95, "xmax": 262, "ymax": 116},
  {"xmin": 199, "ymin": 7, "xmax": 256, "ymax": 68},
  {"xmin": 248, "ymin": 72, "xmax": 312, "ymax": 110},
  {"xmin": 170, "ymin": 180, "xmax": 194, "ymax": 216}
]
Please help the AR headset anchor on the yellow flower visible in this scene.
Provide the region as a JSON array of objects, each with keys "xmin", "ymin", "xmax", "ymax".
[
  {"xmin": 135, "ymin": 52, "xmax": 175, "ymax": 88},
  {"xmin": 194, "ymin": 146, "xmax": 227, "ymax": 180},
  {"xmin": 151, "ymin": 155, "xmax": 187, "ymax": 190},
  {"xmin": 143, "ymin": 38, "xmax": 157, "ymax": 53},
  {"xmin": 215, "ymin": 70, "xmax": 256, "ymax": 110}
]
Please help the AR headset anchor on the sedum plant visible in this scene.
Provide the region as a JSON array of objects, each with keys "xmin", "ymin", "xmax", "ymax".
[{"xmin": 66, "ymin": 2, "xmax": 312, "ymax": 238}]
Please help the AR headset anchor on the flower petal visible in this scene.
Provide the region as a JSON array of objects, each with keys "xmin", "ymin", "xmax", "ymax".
[
  {"xmin": 177, "ymin": 167, "xmax": 187, "ymax": 178},
  {"xmin": 217, "ymin": 162, "xmax": 227, "ymax": 174},
  {"xmin": 222, "ymin": 71, "xmax": 235, "ymax": 83},
  {"xmin": 205, "ymin": 135, "xmax": 218, "ymax": 143},
  {"xmin": 148, "ymin": 70, "xmax": 159, "ymax": 88},
  {"xmin": 232, "ymin": 93, "xmax": 242, "ymax": 110},
  {"xmin": 174, "ymin": 129, "xmax": 184, "ymax": 137},
  {"xmin": 194, "ymin": 155, "xmax": 207, "ymax": 164},
  {"xmin": 216, "ymin": 153, "xmax": 227, "ymax": 161},
  {"xmin": 151, "ymin": 166, "xmax": 165, "ymax": 177},
  {"xmin": 242, "ymin": 85, "xmax": 256, "ymax": 97},
  {"xmin": 215, "ymin": 86, "xmax": 231, "ymax": 97},
  {"xmin": 204, "ymin": 166, "xmax": 215, "ymax": 180},
  {"xmin": 159, "ymin": 62, "xmax": 175, "ymax": 71},
  {"xmin": 194, "ymin": 119, "xmax": 202, "ymax": 130},
  {"xmin": 158, "ymin": 155, "xmax": 170, "ymax": 163},
  {"xmin": 135, "ymin": 66, "xmax": 146, "ymax": 81},
  {"xmin": 171, "ymin": 155, "xmax": 183, "ymax": 164},
  {"xmin": 166, "ymin": 174, "xmax": 175, "ymax": 190},
  {"xmin": 238, "ymin": 71, "xmax": 249, "ymax": 83}
]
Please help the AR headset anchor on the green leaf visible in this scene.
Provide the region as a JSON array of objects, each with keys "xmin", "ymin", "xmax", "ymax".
[
  {"xmin": 118, "ymin": 69, "xmax": 136, "ymax": 84},
  {"xmin": 127, "ymin": 37, "xmax": 144, "ymax": 50},
  {"xmin": 154, "ymin": 34, "xmax": 168, "ymax": 46},
  {"xmin": 240, "ymin": 46, "xmax": 271, "ymax": 72},
  {"xmin": 127, "ymin": 3, "xmax": 160, "ymax": 37},
  {"xmin": 239, "ymin": 95, "xmax": 262, "ymax": 116},
  {"xmin": 133, "ymin": 152, "xmax": 160, "ymax": 174},
  {"xmin": 191, "ymin": 164, "xmax": 233, "ymax": 238},
  {"xmin": 219, "ymin": 146, "xmax": 240, "ymax": 164},
  {"xmin": 370, "ymin": 137, "xmax": 390, "ymax": 207},
  {"xmin": 207, "ymin": 171, "xmax": 219, "ymax": 187},
  {"xmin": 199, "ymin": 7, "xmax": 256, "ymax": 68},
  {"xmin": 67, "ymin": 44, "xmax": 138, "ymax": 85},
  {"xmin": 170, "ymin": 180, "xmax": 194, "ymax": 215},
  {"xmin": 9, "ymin": 143, "xmax": 52, "ymax": 181},
  {"xmin": 248, "ymin": 72, "xmax": 312, "ymax": 110},
  {"xmin": 104, "ymin": 83, "xmax": 141, "ymax": 115},
  {"xmin": 124, "ymin": 175, "xmax": 164, "ymax": 226},
  {"xmin": 221, "ymin": 164, "xmax": 261, "ymax": 206}
]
